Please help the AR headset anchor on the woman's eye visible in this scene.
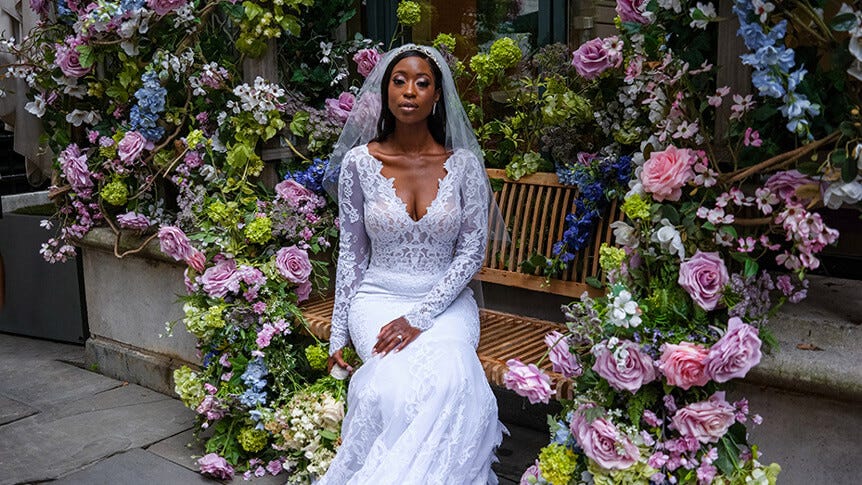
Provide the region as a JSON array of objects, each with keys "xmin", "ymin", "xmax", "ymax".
[
  {"xmin": 392, "ymin": 78, "xmax": 405, "ymax": 86},
  {"xmin": 417, "ymin": 80, "xmax": 430, "ymax": 88}
]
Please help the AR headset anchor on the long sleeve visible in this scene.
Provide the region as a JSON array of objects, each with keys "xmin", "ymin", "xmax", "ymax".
[
  {"xmin": 404, "ymin": 152, "xmax": 489, "ymax": 330},
  {"xmin": 329, "ymin": 152, "xmax": 370, "ymax": 355}
]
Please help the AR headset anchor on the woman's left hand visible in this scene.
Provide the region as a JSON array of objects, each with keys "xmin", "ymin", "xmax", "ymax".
[{"xmin": 373, "ymin": 316, "xmax": 421, "ymax": 356}]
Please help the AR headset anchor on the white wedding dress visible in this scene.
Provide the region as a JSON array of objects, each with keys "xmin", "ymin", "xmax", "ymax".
[{"xmin": 318, "ymin": 145, "xmax": 503, "ymax": 485}]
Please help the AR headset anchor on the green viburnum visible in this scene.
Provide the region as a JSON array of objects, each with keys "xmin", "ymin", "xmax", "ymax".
[
  {"xmin": 244, "ymin": 216, "xmax": 273, "ymax": 244},
  {"xmin": 469, "ymin": 53, "xmax": 495, "ymax": 89},
  {"xmin": 207, "ymin": 199, "xmax": 241, "ymax": 227},
  {"xmin": 100, "ymin": 179, "xmax": 129, "ymax": 206},
  {"xmin": 183, "ymin": 303, "xmax": 227, "ymax": 339},
  {"xmin": 537, "ymin": 443, "xmax": 577, "ymax": 485},
  {"xmin": 489, "ymin": 37, "xmax": 521, "ymax": 69},
  {"xmin": 185, "ymin": 129, "xmax": 205, "ymax": 150},
  {"xmin": 396, "ymin": 1, "xmax": 421, "ymax": 26},
  {"xmin": 238, "ymin": 427, "xmax": 269, "ymax": 453},
  {"xmin": 305, "ymin": 344, "xmax": 328, "ymax": 371},
  {"xmin": 506, "ymin": 151, "xmax": 544, "ymax": 180},
  {"xmin": 588, "ymin": 458, "xmax": 656, "ymax": 485},
  {"xmin": 622, "ymin": 193, "xmax": 651, "ymax": 220},
  {"xmin": 599, "ymin": 243, "xmax": 626, "ymax": 272},
  {"xmin": 433, "ymin": 33, "xmax": 456, "ymax": 53},
  {"xmin": 173, "ymin": 366, "xmax": 204, "ymax": 407}
]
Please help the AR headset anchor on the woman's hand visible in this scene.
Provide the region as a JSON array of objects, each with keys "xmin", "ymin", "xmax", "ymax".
[
  {"xmin": 373, "ymin": 316, "xmax": 421, "ymax": 356},
  {"xmin": 327, "ymin": 348, "xmax": 353, "ymax": 374}
]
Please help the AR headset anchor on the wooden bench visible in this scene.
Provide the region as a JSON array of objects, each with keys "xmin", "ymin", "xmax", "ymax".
[{"xmin": 302, "ymin": 169, "xmax": 620, "ymax": 399}]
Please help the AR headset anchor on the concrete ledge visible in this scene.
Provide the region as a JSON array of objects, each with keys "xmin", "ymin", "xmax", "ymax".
[
  {"xmin": 85, "ymin": 336, "xmax": 197, "ymax": 396},
  {"xmin": 1, "ymin": 191, "xmax": 50, "ymax": 214},
  {"xmin": 746, "ymin": 275, "xmax": 862, "ymax": 403},
  {"xmin": 76, "ymin": 227, "xmax": 180, "ymax": 266}
]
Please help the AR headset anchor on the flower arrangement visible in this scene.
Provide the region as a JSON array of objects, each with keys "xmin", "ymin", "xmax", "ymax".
[{"xmin": 505, "ymin": 0, "xmax": 862, "ymax": 484}]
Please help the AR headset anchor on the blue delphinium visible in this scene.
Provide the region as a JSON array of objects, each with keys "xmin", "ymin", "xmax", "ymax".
[
  {"xmin": 121, "ymin": 0, "xmax": 146, "ymax": 11},
  {"xmin": 239, "ymin": 357, "xmax": 268, "ymax": 408},
  {"xmin": 129, "ymin": 71, "xmax": 167, "ymax": 142},
  {"xmin": 287, "ymin": 158, "xmax": 330, "ymax": 195},
  {"xmin": 734, "ymin": 1, "xmax": 820, "ymax": 137}
]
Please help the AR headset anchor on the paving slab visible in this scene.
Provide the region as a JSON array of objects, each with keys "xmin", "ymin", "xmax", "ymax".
[
  {"xmin": 494, "ymin": 422, "xmax": 547, "ymax": 483},
  {"xmin": 54, "ymin": 448, "xmax": 215, "ymax": 485},
  {"xmin": 0, "ymin": 384, "xmax": 194, "ymax": 484},
  {"xmin": 0, "ymin": 332, "xmax": 84, "ymax": 363},
  {"xmin": 0, "ymin": 395, "xmax": 37, "ymax": 425},
  {"xmin": 147, "ymin": 428, "xmax": 203, "ymax": 472}
]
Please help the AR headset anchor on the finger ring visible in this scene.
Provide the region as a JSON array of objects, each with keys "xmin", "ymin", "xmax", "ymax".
[{"xmin": 396, "ymin": 334, "xmax": 403, "ymax": 342}]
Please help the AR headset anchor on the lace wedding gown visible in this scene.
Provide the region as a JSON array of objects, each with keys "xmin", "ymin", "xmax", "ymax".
[{"xmin": 318, "ymin": 145, "xmax": 504, "ymax": 484}]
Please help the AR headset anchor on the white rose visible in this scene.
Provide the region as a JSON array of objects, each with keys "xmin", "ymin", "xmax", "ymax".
[
  {"xmin": 652, "ymin": 218, "xmax": 685, "ymax": 259},
  {"xmin": 611, "ymin": 221, "xmax": 638, "ymax": 248}
]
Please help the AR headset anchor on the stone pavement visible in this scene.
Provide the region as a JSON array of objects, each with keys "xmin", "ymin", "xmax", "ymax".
[{"xmin": 0, "ymin": 333, "xmax": 544, "ymax": 484}]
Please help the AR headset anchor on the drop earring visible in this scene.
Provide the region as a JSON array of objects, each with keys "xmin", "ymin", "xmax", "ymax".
[{"xmin": 432, "ymin": 102, "xmax": 437, "ymax": 116}]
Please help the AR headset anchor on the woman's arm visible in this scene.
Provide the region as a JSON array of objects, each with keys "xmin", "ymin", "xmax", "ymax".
[
  {"xmin": 329, "ymin": 151, "xmax": 371, "ymax": 356},
  {"xmin": 403, "ymin": 151, "xmax": 489, "ymax": 331}
]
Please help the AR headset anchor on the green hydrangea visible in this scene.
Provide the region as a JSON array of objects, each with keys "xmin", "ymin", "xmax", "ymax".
[
  {"xmin": 588, "ymin": 458, "xmax": 656, "ymax": 485},
  {"xmin": 185, "ymin": 129, "xmax": 205, "ymax": 149},
  {"xmin": 238, "ymin": 427, "xmax": 269, "ymax": 453},
  {"xmin": 622, "ymin": 194, "xmax": 651, "ymax": 220},
  {"xmin": 433, "ymin": 33, "xmax": 456, "ymax": 53},
  {"xmin": 396, "ymin": 1, "xmax": 421, "ymax": 26},
  {"xmin": 244, "ymin": 216, "xmax": 273, "ymax": 244},
  {"xmin": 99, "ymin": 144, "xmax": 117, "ymax": 161},
  {"xmin": 506, "ymin": 151, "xmax": 544, "ymax": 180},
  {"xmin": 100, "ymin": 179, "xmax": 129, "ymax": 206},
  {"xmin": 469, "ymin": 53, "xmax": 495, "ymax": 89},
  {"xmin": 489, "ymin": 37, "xmax": 522, "ymax": 69},
  {"xmin": 207, "ymin": 199, "xmax": 240, "ymax": 227},
  {"xmin": 538, "ymin": 443, "xmax": 577, "ymax": 485},
  {"xmin": 599, "ymin": 243, "xmax": 626, "ymax": 271},
  {"xmin": 305, "ymin": 344, "xmax": 329, "ymax": 371},
  {"xmin": 183, "ymin": 303, "xmax": 226, "ymax": 339},
  {"xmin": 173, "ymin": 366, "xmax": 204, "ymax": 407}
]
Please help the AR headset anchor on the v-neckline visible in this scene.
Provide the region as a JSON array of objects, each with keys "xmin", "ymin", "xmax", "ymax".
[{"xmin": 362, "ymin": 144, "xmax": 455, "ymax": 224}]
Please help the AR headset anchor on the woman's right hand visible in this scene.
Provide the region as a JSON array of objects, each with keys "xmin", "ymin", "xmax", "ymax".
[{"xmin": 327, "ymin": 348, "xmax": 353, "ymax": 374}]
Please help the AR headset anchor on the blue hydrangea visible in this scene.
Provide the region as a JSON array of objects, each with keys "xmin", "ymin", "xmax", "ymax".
[
  {"xmin": 239, "ymin": 389, "xmax": 267, "ymax": 407},
  {"xmin": 57, "ymin": 0, "xmax": 72, "ymax": 17},
  {"xmin": 134, "ymin": 72, "xmax": 167, "ymax": 114},
  {"xmin": 287, "ymin": 158, "xmax": 330, "ymax": 195},
  {"xmin": 121, "ymin": 0, "xmax": 146, "ymax": 11}
]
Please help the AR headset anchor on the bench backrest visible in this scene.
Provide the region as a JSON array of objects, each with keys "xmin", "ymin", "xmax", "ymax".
[{"xmin": 476, "ymin": 169, "xmax": 620, "ymax": 298}]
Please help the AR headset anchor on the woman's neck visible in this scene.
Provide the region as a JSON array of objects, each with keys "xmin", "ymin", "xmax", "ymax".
[{"xmin": 387, "ymin": 122, "xmax": 435, "ymax": 154}]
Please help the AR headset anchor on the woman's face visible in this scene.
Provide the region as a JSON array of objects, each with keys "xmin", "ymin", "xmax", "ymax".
[{"xmin": 387, "ymin": 55, "xmax": 440, "ymax": 127}]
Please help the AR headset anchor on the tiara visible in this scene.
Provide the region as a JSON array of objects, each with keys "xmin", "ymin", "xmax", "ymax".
[{"xmin": 393, "ymin": 44, "xmax": 442, "ymax": 69}]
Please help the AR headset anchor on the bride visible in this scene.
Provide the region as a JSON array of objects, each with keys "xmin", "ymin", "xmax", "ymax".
[{"xmin": 318, "ymin": 44, "xmax": 505, "ymax": 484}]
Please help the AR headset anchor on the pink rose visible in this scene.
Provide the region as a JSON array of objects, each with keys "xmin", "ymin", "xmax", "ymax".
[
  {"xmin": 198, "ymin": 453, "xmax": 235, "ymax": 480},
  {"xmin": 187, "ymin": 249, "xmax": 206, "ymax": 273},
  {"xmin": 616, "ymin": 0, "xmax": 651, "ymax": 24},
  {"xmin": 158, "ymin": 226, "xmax": 194, "ymax": 261},
  {"xmin": 678, "ymin": 251, "xmax": 729, "ymax": 311},
  {"xmin": 55, "ymin": 42, "xmax": 91, "ymax": 78},
  {"xmin": 671, "ymin": 392, "xmax": 736, "ymax": 444},
  {"xmin": 200, "ymin": 258, "xmax": 241, "ymax": 298},
  {"xmin": 544, "ymin": 331, "xmax": 582, "ymax": 378},
  {"xmin": 570, "ymin": 406, "xmax": 640, "ymax": 470},
  {"xmin": 275, "ymin": 245, "xmax": 312, "ymax": 284},
  {"xmin": 519, "ymin": 461, "xmax": 541, "ymax": 485},
  {"xmin": 117, "ymin": 131, "xmax": 149, "ymax": 163},
  {"xmin": 146, "ymin": 0, "xmax": 187, "ymax": 16},
  {"xmin": 571, "ymin": 37, "xmax": 622, "ymax": 80},
  {"xmin": 659, "ymin": 342, "xmax": 710, "ymax": 390},
  {"xmin": 296, "ymin": 280, "xmax": 312, "ymax": 302},
  {"xmin": 275, "ymin": 179, "xmax": 315, "ymax": 205},
  {"xmin": 117, "ymin": 212, "xmax": 152, "ymax": 231},
  {"xmin": 641, "ymin": 145, "xmax": 696, "ymax": 202},
  {"xmin": 325, "ymin": 92, "xmax": 355, "ymax": 124},
  {"xmin": 591, "ymin": 340, "xmax": 656, "ymax": 393},
  {"xmin": 353, "ymin": 48, "xmax": 382, "ymax": 77},
  {"xmin": 764, "ymin": 169, "xmax": 816, "ymax": 204},
  {"xmin": 503, "ymin": 359, "xmax": 552, "ymax": 404},
  {"xmin": 704, "ymin": 317, "xmax": 762, "ymax": 383}
]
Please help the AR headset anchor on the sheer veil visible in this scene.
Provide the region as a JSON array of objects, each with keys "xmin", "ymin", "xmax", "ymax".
[{"xmin": 323, "ymin": 44, "xmax": 508, "ymax": 247}]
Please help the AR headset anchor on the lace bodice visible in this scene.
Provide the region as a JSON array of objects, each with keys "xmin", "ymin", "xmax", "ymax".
[{"xmin": 328, "ymin": 144, "xmax": 490, "ymax": 354}]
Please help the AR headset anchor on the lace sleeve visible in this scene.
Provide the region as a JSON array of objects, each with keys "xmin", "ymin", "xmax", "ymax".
[
  {"xmin": 329, "ymin": 151, "xmax": 370, "ymax": 355},
  {"xmin": 404, "ymin": 151, "xmax": 489, "ymax": 330}
]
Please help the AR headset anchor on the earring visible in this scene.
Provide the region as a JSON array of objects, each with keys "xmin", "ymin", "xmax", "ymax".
[{"xmin": 432, "ymin": 102, "xmax": 437, "ymax": 116}]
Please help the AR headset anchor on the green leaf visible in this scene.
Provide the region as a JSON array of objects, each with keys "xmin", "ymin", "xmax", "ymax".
[
  {"xmin": 660, "ymin": 204, "xmax": 681, "ymax": 225},
  {"xmin": 586, "ymin": 276, "xmax": 603, "ymax": 289},
  {"xmin": 715, "ymin": 435, "xmax": 741, "ymax": 476},
  {"xmin": 744, "ymin": 257, "xmax": 759, "ymax": 279},
  {"xmin": 830, "ymin": 12, "xmax": 858, "ymax": 32},
  {"xmin": 280, "ymin": 14, "xmax": 301, "ymax": 36},
  {"xmin": 319, "ymin": 429, "xmax": 338, "ymax": 441},
  {"xmin": 76, "ymin": 45, "xmax": 95, "ymax": 68},
  {"xmin": 841, "ymin": 152, "xmax": 858, "ymax": 183}
]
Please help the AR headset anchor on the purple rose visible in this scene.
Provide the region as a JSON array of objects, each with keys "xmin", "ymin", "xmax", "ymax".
[
  {"xmin": 296, "ymin": 280, "xmax": 312, "ymax": 302},
  {"xmin": 591, "ymin": 340, "xmax": 656, "ymax": 393},
  {"xmin": 200, "ymin": 258, "xmax": 241, "ymax": 298},
  {"xmin": 198, "ymin": 453, "xmax": 234, "ymax": 480},
  {"xmin": 29, "ymin": 0, "xmax": 48, "ymax": 16},
  {"xmin": 59, "ymin": 144, "xmax": 92, "ymax": 192},
  {"xmin": 503, "ymin": 359, "xmax": 552, "ymax": 404},
  {"xmin": 571, "ymin": 37, "xmax": 622, "ymax": 80},
  {"xmin": 519, "ymin": 461, "xmax": 541, "ymax": 485},
  {"xmin": 275, "ymin": 179, "xmax": 315, "ymax": 205},
  {"xmin": 55, "ymin": 41, "xmax": 91, "ymax": 78},
  {"xmin": 117, "ymin": 211, "xmax": 152, "ymax": 231},
  {"xmin": 325, "ymin": 92, "xmax": 355, "ymax": 125},
  {"xmin": 765, "ymin": 169, "xmax": 816, "ymax": 204},
  {"xmin": 353, "ymin": 48, "xmax": 381, "ymax": 77},
  {"xmin": 704, "ymin": 317, "xmax": 762, "ymax": 383},
  {"xmin": 117, "ymin": 131, "xmax": 148, "ymax": 163},
  {"xmin": 671, "ymin": 392, "xmax": 736, "ymax": 444},
  {"xmin": 570, "ymin": 405, "xmax": 640, "ymax": 470},
  {"xmin": 158, "ymin": 226, "xmax": 195, "ymax": 261},
  {"xmin": 678, "ymin": 251, "xmax": 729, "ymax": 311},
  {"xmin": 616, "ymin": 0, "xmax": 651, "ymax": 24},
  {"xmin": 544, "ymin": 331, "xmax": 582, "ymax": 378},
  {"xmin": 146, "ymin": 0, "xmax": 187, "ymax": 16},
  {"xmin": 275, "ymin": 245, "xmax": 312, "ymax": 284}
]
